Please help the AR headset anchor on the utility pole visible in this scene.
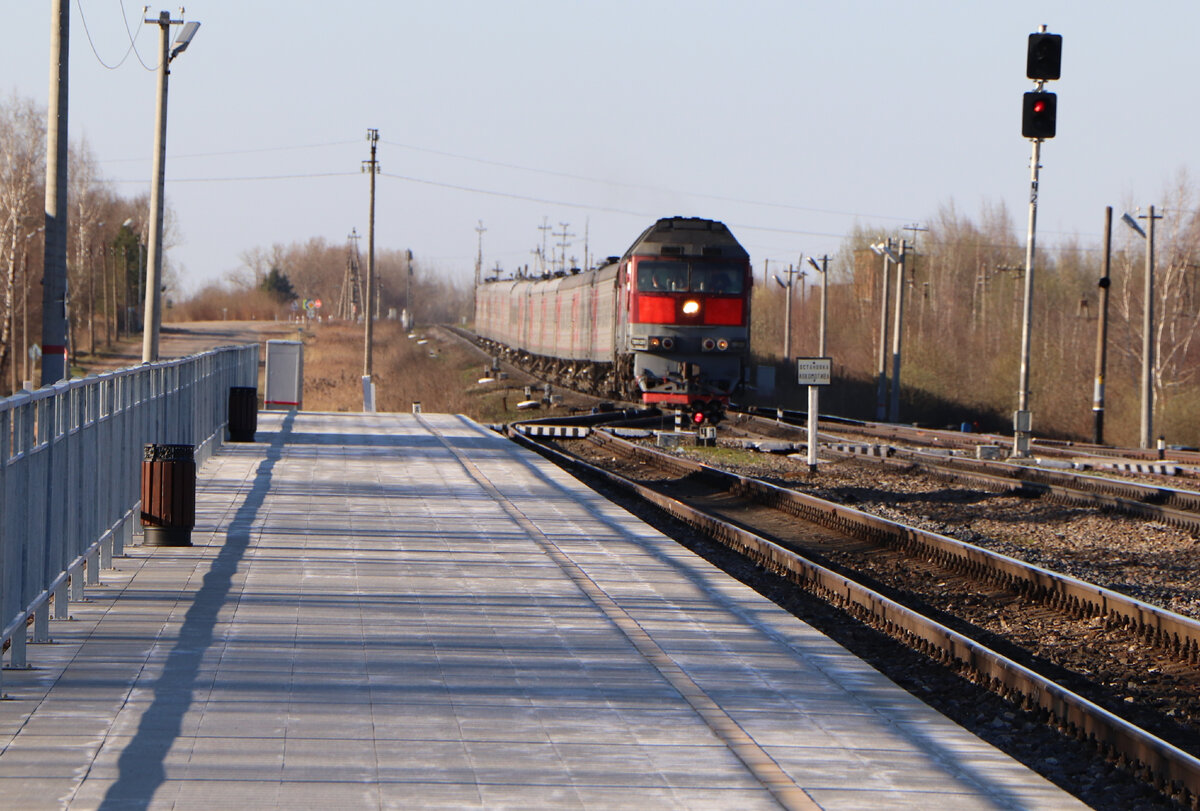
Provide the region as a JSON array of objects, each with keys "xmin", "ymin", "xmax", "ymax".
[
  {"xmin": 554, "ymin": 222, "xmax": 574, "ymax": 273},
  {"xmin": 538, "ymin": 217, "xmax": 552, "ymax": 275},
  {"xmin": 871, "ymin": 240, "xmax": 894, "ymax": 421},
  {"xmin": 474, "ymin": 220, "xmax": 486, "ymax": 288},
  {"xmin": 1139, "ymin": 206, "xmax": 1161, "ymax": 449},
  {"xmin": 773, "ymin": 264, "xmax": 800, "ymax": 362},
  {"xmin": 338, "ymin": 228, "xmax": 363, "ymax": 321},
  {"xmin": 362, "ymin": 128, "xmax": 379, "ymax": 379},
  {"xmin": 405, "ymin": 249, "xmax": 413, "ymax": 331},
  {"xmin": 1092, "ymin": 207, "xmax": 1113, "ymax": 444},
  {"xmin": 889, "ymin": 239, "xmax": 908, "ymax": 423},
  {"xmin": 141, "ymin": 10, "xmax": 198, "ymax": 363},
  {"xmin": 41, "ymin": 0, "xmax": 69, "ymax": 384}
]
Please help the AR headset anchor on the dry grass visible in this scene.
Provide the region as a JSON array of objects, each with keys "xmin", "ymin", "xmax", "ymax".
[{"xmin": 302, "ymin": 322, "xmax": 556, "ymax": 422}]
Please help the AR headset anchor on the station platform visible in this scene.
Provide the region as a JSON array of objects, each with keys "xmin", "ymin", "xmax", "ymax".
[{"xmin": 0, "ymin": 411, "xmax": 1086, "ymax": 810}]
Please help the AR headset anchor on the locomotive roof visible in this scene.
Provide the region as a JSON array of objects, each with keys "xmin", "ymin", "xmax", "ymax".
[{"xmin": 623, "ymin": 217, "xmax": 748, "ymax": 261}]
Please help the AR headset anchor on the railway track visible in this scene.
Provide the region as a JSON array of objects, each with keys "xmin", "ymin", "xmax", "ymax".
[
  {"xmin": 514, "ymin": 423, "xmax": 1200, "ymax": 809},
  {"xmin": 729, "ymin": 412, "xmax": 1200, "ymax": 533},
  {"xmin": 740, "ymin": 406, "xmax": 1200, "ymax": 469}
]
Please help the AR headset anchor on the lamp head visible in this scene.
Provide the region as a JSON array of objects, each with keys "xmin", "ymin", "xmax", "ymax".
[
  {"xmin": 170, "ymin": 21, "xmax": 200, "ymax": 60},
  {"xmin": 1121, "ymin": 212, "xmax": 1147, "ymax": 238}
]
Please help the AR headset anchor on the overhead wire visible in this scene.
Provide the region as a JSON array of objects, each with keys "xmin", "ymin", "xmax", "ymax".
[
  {"xmin": 75, "ymin": 0, "xmax": 156, "ymax": 71},
  {"xmin": 98, "ymin": 135, "xmax": 1109, "ymax": 251},
  {"xmin": 101, "ymin": 140, "xmax": 362, "ymax": 164},
  {"xmin": 381, "ymin": 138, "xmax": 916, "ymax": 224}
]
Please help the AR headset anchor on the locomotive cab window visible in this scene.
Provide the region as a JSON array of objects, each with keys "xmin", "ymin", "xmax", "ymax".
[
  {"xmin": 638, "ymin": 262, "xmax": 687, "ymax": 292},
  {"xmin": 692, "ymin": 264, "xmax": 743, "ymax": 294},
  {"xmin": 637, "ymin": 261, "xmax": 743, "ymax": 294}
]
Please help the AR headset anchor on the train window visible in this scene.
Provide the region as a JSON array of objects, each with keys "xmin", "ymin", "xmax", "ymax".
[
  {"xmin": 637, "ymin": 261, "xmax": 687, "ymax": 292},
  {"xmin": 691, "ymin": 264, "xmax": 744, "ymax": 295}
]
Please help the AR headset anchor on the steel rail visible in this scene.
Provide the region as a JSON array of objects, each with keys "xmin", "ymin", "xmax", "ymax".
[
  {"xmin": 738, "ymin": 412, "xmax": 1200, "ymax": 530},
  {"xmin": 592, "ymin": 429, "xmax": 1200, "ymax": 663},
  {"xmin": 512, "ymin": 426, "xmax": 1200, "ymax": 805}
]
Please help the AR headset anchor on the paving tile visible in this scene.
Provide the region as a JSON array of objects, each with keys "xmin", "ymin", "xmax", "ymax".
[{"xmin": 0, "ymin": 411, "xmax": 1088, "ymax": 809}]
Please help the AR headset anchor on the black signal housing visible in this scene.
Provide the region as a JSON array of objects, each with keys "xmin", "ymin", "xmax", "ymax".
[
  {"xmin": 1027, "ymin": 33, "xmax": 1062, "ymax": 81},
  {"xmin": 1022, "ymin": 91, "xmax": 1057, "ymax": 139}
]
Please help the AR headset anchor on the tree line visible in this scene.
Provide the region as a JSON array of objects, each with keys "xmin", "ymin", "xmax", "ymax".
[
  {"xmin": 0, "ymin": 91, "xmax": 165, "ymax": 394},
  {"xmin": 754, "ymin": 179, "xmax": 1200, "ymax": 448}
]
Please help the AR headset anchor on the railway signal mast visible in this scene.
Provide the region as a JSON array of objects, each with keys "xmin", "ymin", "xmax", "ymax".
[{"xmin": 1013, "ymin": 26, "xmax": 1061, "ymax": 458}]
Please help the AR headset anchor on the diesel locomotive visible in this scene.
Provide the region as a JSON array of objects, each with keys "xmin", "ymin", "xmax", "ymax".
[{"xmin": 474, "ymin": 217, "xmax": 752, "ymax": 423}]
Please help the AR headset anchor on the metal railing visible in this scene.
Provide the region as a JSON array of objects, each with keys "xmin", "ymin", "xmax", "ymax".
[{"xmin": 0, "ymin": 344, "xmax": 259, "ymax": 691}]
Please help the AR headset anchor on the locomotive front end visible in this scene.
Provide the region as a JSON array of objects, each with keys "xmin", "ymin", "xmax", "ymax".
[{"xmin": 622, "ymin": 218, "xmax": 751, "ymax": 424}]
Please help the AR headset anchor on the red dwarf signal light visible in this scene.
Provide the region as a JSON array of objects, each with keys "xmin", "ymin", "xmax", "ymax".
[{"xmin": 1022, "ymin": 91, "xmax": 1057, "ymax": 139}]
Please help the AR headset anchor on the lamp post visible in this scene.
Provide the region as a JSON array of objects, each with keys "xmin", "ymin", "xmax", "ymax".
[
  {"xmin": 141, "ymin": 12, "xmax": 199, "ymax": 363},
  {"xmin": 886, "ymin": 241, "xmax": 907, "ymax": 423},
  {"xmin": 1122, "ymin": 207, "xmax": 1159, "ymax": 449},
  {"xmin": 870, "ymin": 241, "xmax": 895, "ymax": 421},
  {"xmin": 773, "ymin": 264, "xmax": 800, "ymax": 362}
]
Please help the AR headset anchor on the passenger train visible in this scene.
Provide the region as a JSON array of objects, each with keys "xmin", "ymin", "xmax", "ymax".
[{"xmin": 474, "ymin": 217, "xmax": 752, "ymax": 423}]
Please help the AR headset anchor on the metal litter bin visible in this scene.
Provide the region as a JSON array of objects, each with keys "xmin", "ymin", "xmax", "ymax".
[
  {"xmin": 228, "ymin": 386, "xmax": 258, "ymax": 442},
  {"xmin": 141, "ymin": 443, "xmax": 196, "ymax": 546}
]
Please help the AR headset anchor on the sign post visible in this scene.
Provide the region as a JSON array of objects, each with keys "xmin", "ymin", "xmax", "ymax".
[{"xmin": 796, "ymin": 357, "xmax": 832, "ymax": 471}]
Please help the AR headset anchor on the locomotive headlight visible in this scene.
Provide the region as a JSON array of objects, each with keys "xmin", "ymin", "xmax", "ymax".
[
  {"xmin": 682, "ymin": 299, "xmax": 700, "ymax": 316},
  {"xmin": 717, "ymin": 338, "xmax": 729, "ymax": 351}
]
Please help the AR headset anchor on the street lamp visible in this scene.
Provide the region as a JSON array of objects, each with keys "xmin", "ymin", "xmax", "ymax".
[
  {"xmin": 773, "ymin": 265, "xmax": 800, "ymax": 362},
  {"xmin": 869, "ymin": 241, "xmax": 896, "ymax": 421},
  {"xmin": 1122, "ymin": 206, "xmax": 1158, "ymax": 449},
  {"xmin": 142, "ymin": 11, "xmax": 200, "ymax": 363}
]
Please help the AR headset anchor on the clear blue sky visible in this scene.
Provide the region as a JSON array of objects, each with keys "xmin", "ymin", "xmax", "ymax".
[{"xmin": 1, "ymin": 1, "xmax": 1193, "ymax": 294}]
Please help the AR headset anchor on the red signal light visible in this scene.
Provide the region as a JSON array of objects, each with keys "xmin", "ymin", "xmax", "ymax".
[
  {"xmin": 1021, "ymin": 91, "xmax": 1056, "ymax": 139},
  {"xmin": 692, "ymin": 411, "xmax": 706, "ymax": 425}
]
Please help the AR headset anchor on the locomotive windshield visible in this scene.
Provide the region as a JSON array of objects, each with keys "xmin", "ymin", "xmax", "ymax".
[{"xmin": 637, "ymin": 261, "xmax": 744, "ymax": 294}]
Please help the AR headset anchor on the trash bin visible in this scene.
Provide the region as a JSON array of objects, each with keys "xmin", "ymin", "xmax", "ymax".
[
  {"xmin": 228, "ymin": 386, "xmax": 258, "ymax": 442},
  {"xmin": 141, "ymin": 443, "xmax": 196, "ymax": 547}
]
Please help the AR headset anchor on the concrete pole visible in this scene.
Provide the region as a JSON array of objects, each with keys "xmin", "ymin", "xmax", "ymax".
[
  {"xmin": 41, "ymin": 0, "xmax": 69, "ymax": 384},
  {"xmin": 1092, "ymin": 207, "xmax": 1112, "ymax": 445},
  {"xmin": 142, "ymin": 11, "xmax": 171, "ymax": 363},
  {"xmin": 1014, "ymin": 137, "xmax": 1041, "ymax": 457},
  {"xmin": 806, "ymin": 255, "xmax": 828, "ymax": 471},
  {"xmin": 875, "ymin": 243, "xmax": 891, "ymax": 421},
  {"xmin": 889, "ymin": 239, "xmax": 907, "ymax": 423},
  {"xmin": 363, "ymin": 128, "xmax": 379, "ymax": 378},
  {"xmin": 782, "ymin": 266, "xmax": 793, "ymax": 363},
  {"xmin": 1140, "ymin": 205, "xmax": 1156, "ymax": 449}
]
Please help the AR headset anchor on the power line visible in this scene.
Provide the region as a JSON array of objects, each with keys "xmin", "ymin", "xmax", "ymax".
[
  {"xmin": 100, "ymin": 139, "xmax": 362, "ymax": 164},
  {"xmin": 381, "ymin": 138, "xmax": 918, "ymax": 224},
  {"xmin": 107, "ymin": 171, "xmax": 357, "ymax": 184},
  {"xmin": 75, "ymin": 0, "xmax": 155, "ymax": 71}
]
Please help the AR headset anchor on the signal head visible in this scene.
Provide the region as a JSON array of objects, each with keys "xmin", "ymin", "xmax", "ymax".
[
  {"xmin": 1027, "ymin": 32, "xmax": 1062, "ymax": 81},
  {"xmin": 1022, "ymin": 91, "xmax": 1057, "ymax": 139}
]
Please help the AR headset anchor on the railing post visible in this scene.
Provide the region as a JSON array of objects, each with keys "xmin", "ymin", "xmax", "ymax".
[{"xmin": 0, "ymin": 344, "xmax": 259, "ymax": 680}]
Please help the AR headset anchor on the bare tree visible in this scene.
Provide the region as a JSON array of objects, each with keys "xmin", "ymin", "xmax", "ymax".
[
  {"xmin": 1112, "ymin": 173, "xmax": 1200, "ymax": 437},
  {"xmin": 0, "ymin": 95, "xmax": 45, "ymax": 392}
]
